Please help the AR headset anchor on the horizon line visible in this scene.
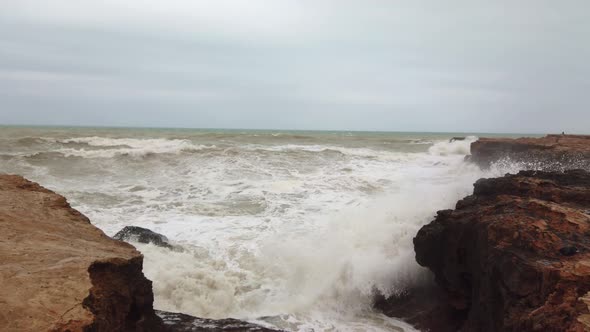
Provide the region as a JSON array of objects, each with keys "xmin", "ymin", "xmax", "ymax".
[{"xmin": 0, "ymin": 123, "xmax": 555, "ymax": 136}]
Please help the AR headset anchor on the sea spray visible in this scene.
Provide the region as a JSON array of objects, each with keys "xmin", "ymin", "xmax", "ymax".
[
  {"xmin": 0, "ymin": 127, "xmax": 520, "ymax": 331},
  {"xmin": 132, "ymin": 150, "xmax": 488, "ymax": 331}
]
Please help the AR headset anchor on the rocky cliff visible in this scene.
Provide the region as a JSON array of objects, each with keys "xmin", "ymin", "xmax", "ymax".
[
  {"xmin": 0, "ymin": 174, "xmax": 162, "ymax": 331},
  {"xmin": 469, "ymin": 134, "xmax": 590, "ymax": 170},
  {"xmin": 375, "ymin": 135, "xmax": 590, "ymax": 331},
  {"xmin": 0, "ymin": 175, "xmax": 281, "ymax": 332},
  {"xmin": 414, "ymin": 169, "xmax": 590, "ymax": 331}
]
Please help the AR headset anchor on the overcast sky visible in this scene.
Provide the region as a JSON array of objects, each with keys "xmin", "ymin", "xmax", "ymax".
[{"xmin": 0, "ymin": 1, "xmax": 588, "ymax": 133}]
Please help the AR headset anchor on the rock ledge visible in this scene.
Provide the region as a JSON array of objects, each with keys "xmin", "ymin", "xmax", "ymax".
[
  {"xmin": 0, "ymin": 175, "xmax": 281, "ymax": 332},
  {"xmin": 469, "ymin": 134, "xmax": 590, "ymax": 170},
  {"xmin": 0, "ymin": 174, "xmax": 161, "ymax": 331},
  {"xmin": 414, "ymin": 169, "xmax": 590, "ymax": 331}
]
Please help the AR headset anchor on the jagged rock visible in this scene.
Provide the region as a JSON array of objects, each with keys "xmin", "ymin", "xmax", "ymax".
[
  {"xmin": 414, "ymin": 169, "xmax": 590, "ymax": 332},
  {"xmin": 0, "ymin": 174, "xmax": 284, "ymax": 332},
  {"xmin": 156, "ymin": 311, "xmax": 282, "ymax": 332},
  {"xmin": 114, "ymin": 226, "xmax": 174, "ymax": 249},
  {"xmin": 0, "ymin": 175, "xmax": 282, "ymax": 332},
  {"xmin": 469, "ymin": 134, "xmax": 590, "ymax": 170},
  {"xmin": 0, "ymin": 174, "xmax": 164, "ymax": 332},
  {"xmin": 373, "ymin": 282, "xmax": 465, "ymax": 332}
]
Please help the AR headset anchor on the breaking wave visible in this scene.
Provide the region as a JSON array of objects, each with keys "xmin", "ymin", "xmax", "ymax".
[
  {"xmin": 0, "ymin": 128, "xmax": 511, "ymax": 331},
  {"xmin": 54, "ymin": 137, "xmax": 216, "ymax": 158},
  {"xmin": 428, "ymin": 136, "xmax": 478, "ymax": 156}
]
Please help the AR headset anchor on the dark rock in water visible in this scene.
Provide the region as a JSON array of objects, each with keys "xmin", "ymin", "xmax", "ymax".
[
  {"xmin": 156, "ymin": 310, "xmax": 282, "ymax": 332},
  {"xmin": 0, "ymin": 175, "xmax": 275, "ymax": 332},
  {"xmin": 414, "ymin": 169, "xmax": 590, "ymax": 331},
  {"xmin": 560, "ymin": 246, "xmax": 579, "ymax": 256},
  {"xmin": 374, "ymin": 281, "xmax": 465, "ymax": 332},
  {"xmin": 450, "ymin": 136, "xmax": 466, "ymax": 142},
  {"xmin": 114, "ymin": 226, "xmax": 173, "ymax": 249}
]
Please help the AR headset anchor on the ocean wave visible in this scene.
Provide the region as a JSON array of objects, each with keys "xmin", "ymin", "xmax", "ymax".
[
  {"xmin": 8, "ymin": 138, "xmax": 469, "ymax": 162},
  {"xmin": 3, "ymin": 130, "xmax": 502, "ymax": 332},
  {"xmin": 408, "ymin": 139, "xmax": 434, "ymax": 145},
  {"xmin": 59, "ymin": 136, "xmax": 199, "ymax": 148},
  {"xmin": 16, "ymin": 137, "xmax": 48, "ymax": 146},
  {"xmin": 428, "ymin": 136, "xmax": 478, "ymax": 156},
  {"xmin": 269, "ymin": 133, "xmax": 314, "ymax": 140},
  {"xmin": 41, "ymin": 137, "xmax": 218, "ymax": 158},
  {"xmin": 130, "ymin": 158, "xmax": 485, "ymax": 332},
  {"xmin": 23, "ymin": 151, "xmax": 71, "ymax": 160},
  {"xmin": 0, "ymin": 136, "xmax": 55, "ymax": 151},
  {"xmin": 244, "ymin": 144, "xmax": 413, "ymax": 160}
]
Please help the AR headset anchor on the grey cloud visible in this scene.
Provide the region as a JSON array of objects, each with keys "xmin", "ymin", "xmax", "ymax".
[{"xmin": 0, "ymin": 1, "xmax": 589, "ymax": 133}]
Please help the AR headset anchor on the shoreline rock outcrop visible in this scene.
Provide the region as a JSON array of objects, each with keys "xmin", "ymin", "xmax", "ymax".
[
  {"xmin": 469, "ymin": 134, "xmax": 590, "ymax": 170},
  {"xmin": 414, "ymin": 169, "xmax": 590, "ymax": 331},
  {"xmin": 0, "ymin": 175, "xmax": 280, "ymax": 332},
  {"xmin": 378, "ymin": 135, "xmax": 590, "ymax": 331},
  {"xmin": 0, "ymin": 174, "xmax": 162, "ymax": 331}
]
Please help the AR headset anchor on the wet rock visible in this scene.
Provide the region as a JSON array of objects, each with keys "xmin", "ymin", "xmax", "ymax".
[
  {"xmin": 156, "ymin": 310, "xmax": 282, "ymax": 332},
  {"xmin": 374, "ymin": 282, "xmax": 466, "ymax": 332},
  {"xmin": 113, "ymin": 225, "xmax": 174, "ymax": 249},
  {"xmin": 469, "ymin": 134, "xmax": 590, "ymax": 170},
  {"xmin": 414, "ymin": 169, "xmax": 590, "ymax": 331}
]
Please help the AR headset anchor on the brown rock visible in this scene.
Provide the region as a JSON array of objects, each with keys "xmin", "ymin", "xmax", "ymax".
[
  {"xmin": 469, "ymin": 134, "xmax": 590, "ymax": 170},
  {"xmin": 0, "ymin": 174, "xmax": 162, "ymax": 332},
  {"xmin": 0, "ymin": 174, "xmax": 284, "ymax": 332},
  {"xmin": 414, "ymin": 169, "xmax": 590, "ymax": 331}
]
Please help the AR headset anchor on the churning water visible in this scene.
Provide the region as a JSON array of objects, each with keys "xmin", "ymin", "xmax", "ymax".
[{"xmin": 0, "ymin": 126, "xmax": 523, "ymax": 331}]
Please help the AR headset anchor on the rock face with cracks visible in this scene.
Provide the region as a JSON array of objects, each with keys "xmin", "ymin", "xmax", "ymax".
[
  {"xmin": 0, "ymin": 174, "xmax": 162, "ymax": 331},
  {"xmin": 0, "ymin": 174, "xmax": 281, "ymax": 332},
  {"xmin": 414, "ymin": 169, "xmax": 590, "ymax": 331}
]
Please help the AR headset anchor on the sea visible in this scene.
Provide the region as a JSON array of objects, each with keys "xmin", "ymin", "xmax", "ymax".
[{"xmin": 0, "ymin": 126, "xmax": 533, "ymax": 331}]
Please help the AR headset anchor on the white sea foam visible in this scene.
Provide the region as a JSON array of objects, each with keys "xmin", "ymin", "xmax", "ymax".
[
  {"xmin": 428, "ymin": 136, "xmax": 478, "ymax": 156},
  {"xmin": 53, "ymin": 136, "xmax": 216, "ymax": 158},
  {"xmin": 245, "ymin": 144, "xmax": 421, "ymax": 163},
  {"xmin": 95, "ymin": 151, "xmax": 485, "ymax": 331},
  {"xmin": 0, "ymin": 129, "xmax": 506, "ymax": 331}
]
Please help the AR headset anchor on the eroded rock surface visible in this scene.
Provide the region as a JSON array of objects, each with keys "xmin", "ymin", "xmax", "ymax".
[
  {"xmin": 0, "ymin": 174, "xmax": 162, "ymax": 331},
  {"xmin": 414, "ymin": 169, "xmax": 590, "ymax": 331},
  {"xmin": 470, "ymin": 134, "xmax": 590, "ymax": 170},
  {"xmin": 0, "ymin": 174, "xmax": 283, "ymax": 332}
]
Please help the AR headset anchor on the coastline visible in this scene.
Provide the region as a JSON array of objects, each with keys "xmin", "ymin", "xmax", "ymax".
[
  {"xmin": 0, "ymin": 175, "xmax": 280, "ymax": 332},
  {"xmin": 378, "ymin": 134, "xmax": 590, "ymax": 331},
  {"xmin": 2, "ymin": 134, "xmax": 590, "ymax": 331}
]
